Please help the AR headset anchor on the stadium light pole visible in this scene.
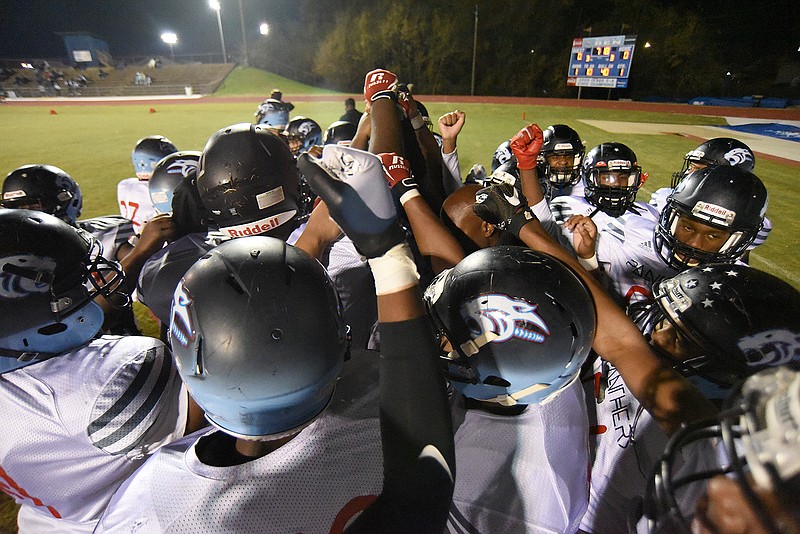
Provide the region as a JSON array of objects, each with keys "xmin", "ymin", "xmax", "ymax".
[
  {"xmin": 260, "ymin": 22, "xmax": 270, "ymax": 36},
  {"xmin": 209, "ymin": 0, "xmax": 228, "ymax": 64},
  {"xmin": 161, "ymin": 32, "xmax": 178, "ymax": 61}
]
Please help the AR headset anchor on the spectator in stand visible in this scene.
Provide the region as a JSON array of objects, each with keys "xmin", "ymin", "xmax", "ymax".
[{"xmin": 340, "ymin": 97, "xmax": 363, "ymax": 126}]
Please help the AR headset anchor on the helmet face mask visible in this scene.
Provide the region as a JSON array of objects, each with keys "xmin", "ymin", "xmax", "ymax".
[
  {"xmin": 539, "ymin": 124, "xmax": 585, "ymax": 187},
  {"xmin": 0, "ymin": 209, "xmax": 126, "ymax": 372},
  {"xmin": 2, "ymin": 164, "xmax": 83, "ymax": 225},
  {"xmin": 169, "ymin": 236, "xmax": 349, "ymax": 439},
  {"xmin": 424, "ymin": 246, "xmax": 596, "ymax": 406},
  {"xmin": 644, "ymin": 366, "xmax": 800, "ymax": 534},
  {"xmin": 583, "ymin": 143, "xmax": 644, "ymax": 217},
  {"xmin": 132, "ymin": 135, "xmax": 178, "ymax": 181},
  {"xmin": 670, "ymin": 138, "xmax": 756, "ymax": 189},
  {"xmin": 655, "ymin": 166, "xmax": 767, "ymax": 270}
]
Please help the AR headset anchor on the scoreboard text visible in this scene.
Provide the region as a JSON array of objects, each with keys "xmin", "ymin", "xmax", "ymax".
[{"xmin": 567, "ymin": 35, "xmax": 637, "ymax": 89}]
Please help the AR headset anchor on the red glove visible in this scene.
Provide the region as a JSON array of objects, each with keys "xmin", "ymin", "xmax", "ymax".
[
  {"xmin": 364, "ymin": 69, "xmax": 398, "ymax": 103},
  {"xmin": 378, "ymin": 152, "xmax": 420, "ymax": 205},
  {"xmin": 509, "ymin": 124, "xmax": 544, "ymax": 170}
]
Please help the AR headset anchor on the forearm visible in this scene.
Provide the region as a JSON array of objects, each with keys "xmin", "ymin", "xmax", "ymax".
[{"xmin": 401, "ymin": 196, "xmax": 465, "ymax": 273}]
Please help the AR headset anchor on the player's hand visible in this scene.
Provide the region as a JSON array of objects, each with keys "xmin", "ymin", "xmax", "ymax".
[
  {"xmin": 564, "ymin": 214, "xmax": 598, "ymax": 259},
  {"xmin": 297, "ymin": 145, "xmax": 404, "ymax": 259},
  {"xmin": 136, "ymin": 214, "xmax": 176, "ymax": 255},
  {"xmin": 378, "ymin": 152, "xmax": 420, "ymax": 206},
  {"xmin": 364, "ymin": 68, "xmax": 398, "ymax": 103},
  {"xmin": 473, "ymin": 182, "xmax": 536, "ymax": 238},
  {"xmin": 438, "ymin": 110, "xmax": 466, "ymax": 141},
  {"xmin": 509, "ymin": 124, "xmax": 544, "ymax": 170}
]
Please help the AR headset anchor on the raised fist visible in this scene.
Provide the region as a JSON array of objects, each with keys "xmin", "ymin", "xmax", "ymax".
[
  {"xmin": 509, "ymin": 124, "xmax": 544, "ymax": 170},
  {"xmin": 364, "ymin": 69, "xmax": 398, "ymax": 103}
]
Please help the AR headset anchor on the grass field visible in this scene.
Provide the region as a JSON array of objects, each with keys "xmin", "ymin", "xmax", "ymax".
[{"xmin": 0, "ymin": 65, "xmax": 798, "ymax": 531}]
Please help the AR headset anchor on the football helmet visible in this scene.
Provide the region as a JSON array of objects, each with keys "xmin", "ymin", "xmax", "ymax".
[
  {"xmin": 642, "ymin": 365, "xmax": 800, "ymax": 533},
  {"xmin": 322, "ymin": 120, "xmax": 357, "ymax": 146},
  {"xmin": 253, "ymin": 98, "xmax": 291, "ymax": 129},
  {"xmin": 583, "ymin": 143, "xmax": 645, "ymax": 217},
  {"xmin": 491, "ymin": 140, "xmax": 517, "ymax": 173},
  {"xmin": 1, "ymin": 164, "xmax": 83, "ymax": 224},
  {"xmin": 538, "ymin": 124, "xmax": 585, "ymax": 187},
  {"xmin": 169, "ymin": 236, "xmax": 349, "ymax": 439},
  {"xmin": 283, "ymin": 116, "xmax": 322, "ymax": 156},
  {"xmin": 671, "ymin": 137, "xmax": 755, "ymax": 188},
  {"xmin": 0, "ymin": 209, "xmax": 125, "ymax": 373},
  {"xmin": 632, "ymin": 263, "xmax": 800, "ymax": 388},
  {"xmin": 197, "ymin": 123, "xmax": 300, "ymax": 240},
  {"xmin": 424, "ymin": 246, "xmax": 596, "ymax": 405},
  {"xmin": 655, "ymin": 165, "xmax": 767, "ymax": 270},
  {"xmin": 132, "ymin": 135, "xmax": 178, "ymax": 180},
  {"xmin": 148, "ymin": 150, "xmax": 201, "ymax": 214}
]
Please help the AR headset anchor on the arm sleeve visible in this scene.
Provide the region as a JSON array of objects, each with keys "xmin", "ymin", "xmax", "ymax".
[
  {"xmin": 441, "ymin": 148, "xmax": 463, "ymax": 196},
  {"xmin": 346, "ymin": 316, "xmax": 455, "ymax": 533}
]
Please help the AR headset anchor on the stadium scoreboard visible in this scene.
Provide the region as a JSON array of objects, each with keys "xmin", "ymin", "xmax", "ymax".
[{"xmin": 567, "ymin": 35, "xmax": 637, "ymax": 89}]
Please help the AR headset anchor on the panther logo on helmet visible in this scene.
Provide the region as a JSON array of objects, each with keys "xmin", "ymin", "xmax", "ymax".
[
  {"xmin": 723, "ymin": 148, "xmax": 755, "ymax": 168},
  {"xmin": 737, "ymin": 328, "xmax": 800, "ymax": 368},
  {"xmin": 166, "ymin": 159, "xmax": 199, "ymax": 178},
  {"xmin": 170, "ymin": 282, "xmax": 196, "ymax": 348},
  {"xmin": 0, "ymin": 255, "xmax": 55, "ymax": 298},
  {"xmin": 461, "ymin": 294, "xmax": 550, "ymax": 344}
]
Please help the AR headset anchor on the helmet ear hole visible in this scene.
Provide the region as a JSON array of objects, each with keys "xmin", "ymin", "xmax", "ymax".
[
  {"xmin": 38, "ymin": 323, "xmax": 68, "ymax": 336},
  {"xmin": 483, "ymin": 375, "xmax": 511, "ymax": 388}
]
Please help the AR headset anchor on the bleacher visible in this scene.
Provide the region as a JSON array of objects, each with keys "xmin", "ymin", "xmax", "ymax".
[{"xmin": 2, "ymin": 62, "xmax": 236, "ymax": 97}]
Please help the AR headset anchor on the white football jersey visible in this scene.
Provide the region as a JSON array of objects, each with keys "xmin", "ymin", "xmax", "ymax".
[
  {"xmin": 579, "ymin": 357, "xmax": 668, "ymax": 533},
  {"xmin": 95, "ymin": 349, "xmax": 383, "ymax": 534},
  {"xmin": 0, "ymin": 336, "xmax": 187, "ymax": 533},
  {"xmin": 447, "ymin": 378, "xmax": 589, "ymax": 533},
  {"xmin": 117, "ymin": 178, "xmax": 158, "ymax": 234},
  {"xmin": 77, "ymin": 215, "xmax": 135, "ymax": 261},
  {"xmin": 594, "ymin": 208, "xmax": 679, "ymax": 306}
]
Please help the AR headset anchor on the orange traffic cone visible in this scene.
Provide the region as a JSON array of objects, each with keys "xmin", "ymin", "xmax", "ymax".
[
  {"xmin": 149, "ymin": 108, "xmax": 156, "ymax": 113},
  {"xmin": 50, "ymin": 109, "xmax": 58, "ymax": 115}
]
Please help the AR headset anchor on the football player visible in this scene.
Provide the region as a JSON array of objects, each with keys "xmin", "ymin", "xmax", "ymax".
[
  {"xmin": 0, "ymin": 209, "xmax": 200, "ymax": 533},
  {"xmin": 117, "ymin": 135, "xmax": 178, "ymax": 234},
  {"xmin": 96, "ymin": 84, "xmax": 455, "ymax": 532}
]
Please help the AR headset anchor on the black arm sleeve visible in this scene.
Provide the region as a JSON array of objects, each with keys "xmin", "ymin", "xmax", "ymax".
[{"xmin": 345, "ymin": 316, "xmax": 455, "ymax": 533}]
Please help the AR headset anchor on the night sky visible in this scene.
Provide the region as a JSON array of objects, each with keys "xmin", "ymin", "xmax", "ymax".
[{"xmin": 0, "ymin": 0, "xmax": 274, "ymax": 60}]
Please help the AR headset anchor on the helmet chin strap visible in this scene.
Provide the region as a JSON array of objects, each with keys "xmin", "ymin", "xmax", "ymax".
[{"xmin": 445, "ymin": 330, "xmax": 500, "ymax": 361}]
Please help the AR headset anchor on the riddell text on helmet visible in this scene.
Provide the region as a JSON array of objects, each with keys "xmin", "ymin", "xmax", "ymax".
[{"xmin": 222, "ymin": 210, "xmax": 296, "ymax": 237}]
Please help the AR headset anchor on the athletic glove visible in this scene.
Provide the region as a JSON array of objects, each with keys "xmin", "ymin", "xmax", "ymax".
[
  {"xmin": 473, "ymin": 182, "xmax": 538, "ymax": 238},
  {"xmin": 378, "ymin": 152, "xmax": 420, "ymax": 206},
  {"xmin": 297, "ymin": 145, "xmax": 404, "ymax": 259},
  {"xmin": 509, "ymin": 124, "xmax": 544, "ymax": 170},
  {"xmin": 364, "ymin": 68, "xmax": 398, "ymax": 103}
]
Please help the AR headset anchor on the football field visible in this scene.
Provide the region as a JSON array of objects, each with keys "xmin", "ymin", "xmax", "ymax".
[{"xmin": 1, "ymin": 94, "xmax": 798, "ymax": 291}]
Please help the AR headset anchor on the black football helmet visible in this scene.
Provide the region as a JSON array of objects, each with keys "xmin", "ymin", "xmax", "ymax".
[
  {"xmin": 671, "ymin": 137, "xmax": 755, "ymax": 188},
  {"xmin": 538, "ymin": 124, "xmax": 585, "ymax": 188},
  {"xmin": 0, "ymin": 209, "xmax": 126, "ymax": 373},
  {"xmin": 148, "ymin": 150, "xmax": 201, "ymax": 214},
  {"xmin": 642, "ymin": 365, "xmax": 800, "ymax": 533},
  {"xmin": 283, "ymin": 116, "xmax": 322, "ymax": 156},
  {"xmin": 631, "ymin": 263, "xmax": 800, "ymax": 388},
  {"xmin": 424, "ymin": 246, "xmax": 596, "ymax": 406},
  {"xmin": 322, "ymin": 120, "xmax": 357, "ymax": 146},
  {"xmin": 1, "ymin": 164, "xmax": 83, "ymax": 224},
  {"xmin": 132, "ymin": 135, "xmax": 178, "ymax": 180},
  {"xmin": 170, "ymin": 236, "xmax": 349, "ymax": 439},
  {"xmin": 655, "ymin": 165, "xmax": 767, "ymax": 270},
  {"xmin": 197, "ymin": 123, "xmax": 300, "ymax": 240},
  {"xmin": 582, "ymin": 143, "xmax": 645, "ymax": 217}
]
